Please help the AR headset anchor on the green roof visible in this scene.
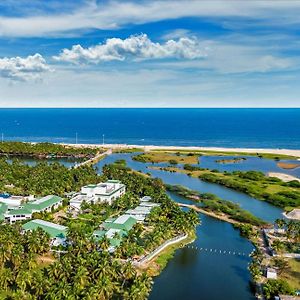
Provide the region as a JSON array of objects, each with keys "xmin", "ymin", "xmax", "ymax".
[
  {"xmin": 93, "ymin": 228, "xmax": 127, "ymax": 248},
  {"xmin": 85, "ymin": 184, "xmax": 97, "ymax": 188},
  {"xmin": 8, "ymin": 207, "xmax": 32, "ymax": 216},
  {"xmin": 0, "ymin": 203, "xmax": 8, "ymax": 214},
  {"xmin": 25, "ymin": 195, "xmax": 62, "ymax": 211},
  {"xmin": 107, "ymin": 180, "xmax": 121, "ymax": 183},
  {"xmin": 103, "ymin": 215, "xmax": 137, "ymax": 232},
  {"xmin": 22, "ymin": 219, "xmax": 67, "ymax": 238},
  {"xmin": 93, "ymin": 230, "xmax": 106, "ymax": 240}
]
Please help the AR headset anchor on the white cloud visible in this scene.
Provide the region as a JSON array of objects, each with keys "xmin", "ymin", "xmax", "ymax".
[
  {"xmin": 0, "ymin": 53, "xmax": 51, "ymax": 81},
  {"xmin": 1, "ymin": 0, "xmax": 300, "ymax": 37},
  {"xmin": 53, "ymin": 34, "xmax": 207, "ymax": 63}
]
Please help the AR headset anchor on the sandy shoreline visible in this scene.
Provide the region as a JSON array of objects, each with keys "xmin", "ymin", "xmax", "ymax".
[
  {"xmin": 268, "ymin": 172, "xmax": 300, "ymax": 182},
  {"xmin": 62, "ymin": 143, "xmax": 300, "ymax": 158}
]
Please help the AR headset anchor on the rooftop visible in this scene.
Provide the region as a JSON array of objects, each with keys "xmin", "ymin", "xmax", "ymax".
[
  {"xmin": 103, "ymin": 215, "xmax": 137, "ymax": 232},
  {"xmin": 22, "ymin": 219, "xmax": 67, "ymax": 238},
  {"xmin": 25, "ymin": 195, "xmax": 62, "ymax": 211}
]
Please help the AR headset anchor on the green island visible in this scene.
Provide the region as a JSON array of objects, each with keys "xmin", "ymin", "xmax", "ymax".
[
  {"xmin": 166, "ymin": 184, "xmax": 266, "ymax": 226},
  {"xmin": 0, "ymin": 152, "xmax": 199, "ymax": 298},
  {"xmin": 132, "ymin": 151, "xmax": 199, "ymax": 164},
  {"xmin": 215, "ymin": 157, "xmax": 247, "ymax": 164},
  {"xmin": 151, "ymin": 165, "xmax": 300, "ymax": 210}
]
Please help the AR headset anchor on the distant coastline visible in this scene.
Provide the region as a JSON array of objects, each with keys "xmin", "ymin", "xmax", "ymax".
[{"xmin": 62, "ymin": 143, "xmax": 300, "ymax": 158}]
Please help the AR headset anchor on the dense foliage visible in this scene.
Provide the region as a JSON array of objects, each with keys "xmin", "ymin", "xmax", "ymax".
[
  {"xmin": 198, "ymin": 170, "xmax": 300, "ymax": 208},
  {"xmin": 0, "ymin": 141, "xmax": 97, "ymax": 158},
  {"xmin": 102, "ymin": 164, "xmax": 200, "ymax": 258},
  {"xmin": 0, "ymin": 159, "xmax": 99, "ymax": 196},
  {"xmin": 0, "ymin": 224, "xmax": 152, "ymax": 299},
  {"xmin": 263, "ymin": 279, "xmax": 295, "ymax": 299},
  {"xmin": 166, "ymin": 184, "xmax": 266, "ymax": 226}
]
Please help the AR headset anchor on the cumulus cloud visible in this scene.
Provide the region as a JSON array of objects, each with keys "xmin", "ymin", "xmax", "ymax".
[
  {"xmin": 53, "ymin": 34, "xmax": 207, "ymax": 63},
  {"xmin": 0, "ymin": 53, "xmax": 51, "ymax": 81}
]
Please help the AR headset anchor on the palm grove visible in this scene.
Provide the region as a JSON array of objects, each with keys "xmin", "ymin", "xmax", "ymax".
[{"xmin": 0, "ymin": 158, "xmax": 199, "ymax": 298}]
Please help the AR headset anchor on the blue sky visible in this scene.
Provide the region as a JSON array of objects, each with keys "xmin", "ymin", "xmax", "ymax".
[{"xmin": 0, "ymin": 0, "xmax": 299, "ymax": 107}]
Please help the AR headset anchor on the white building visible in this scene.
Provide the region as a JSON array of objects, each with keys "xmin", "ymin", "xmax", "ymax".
[
  {"xmin": 81, "ymin": 180, "xmax": 125, "ymax": 204},
  {"xmin": 124, "ymin": 196, "xmax": 160, "ymax": 223},
  {"xmin": 1, "ymin": 195, "xmax": 63, "ymax": 224},
  {"xmin": 70, "ymin": 180, "xmax": 125, "ymax": 211},
  {"xmin": 266, "ymin": 267, "xmax": 277, "ymax": 279},
  {"xmin": 0, "ymin": 195, "xmax": 34, "ymax": 209}
]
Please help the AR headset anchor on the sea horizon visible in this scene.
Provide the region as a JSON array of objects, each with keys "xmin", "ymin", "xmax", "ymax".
[{"xmin": 0, "ymin": 108, "xmax": 299, "ymax": 149}]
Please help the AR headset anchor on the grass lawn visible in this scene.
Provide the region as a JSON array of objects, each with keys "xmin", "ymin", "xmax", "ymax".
[{"xmin": 280, "ymin": 259, "xmax": 300, "ymax": 290}]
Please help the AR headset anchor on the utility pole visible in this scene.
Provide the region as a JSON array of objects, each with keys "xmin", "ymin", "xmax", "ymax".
[
  {"xmin": 75, "ymin": 132, "xmax": 78, "ymax": 145},
  {"xmin": 102, "ymin": 134, "xmax": 105, "ymax": 146}
]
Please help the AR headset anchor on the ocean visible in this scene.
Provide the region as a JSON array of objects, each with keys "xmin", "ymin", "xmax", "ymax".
[{"xmin": 0, "ymin": 108, "xmax": 299, "ymax": 149}]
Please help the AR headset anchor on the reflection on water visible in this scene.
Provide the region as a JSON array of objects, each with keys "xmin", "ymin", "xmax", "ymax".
[{"xmin": 149, "ymin": 193, "xmax": 255, "ymax": 300}]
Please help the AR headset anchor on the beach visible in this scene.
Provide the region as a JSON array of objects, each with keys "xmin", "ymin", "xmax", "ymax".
[{"xmin": 63, "ymin": 143, "xmax": 300, "ymax": 158}]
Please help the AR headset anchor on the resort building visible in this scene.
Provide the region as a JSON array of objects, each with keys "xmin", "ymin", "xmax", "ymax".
[
  {"xmin": 0, "ymin": 195, "xmax": 63, "ymax": 224},
  {"xmin": 93, "ymin": 215, "xmax": 137, "ymax": 252},
  {"xmin": 22, "ymin": 219, "xmax": 68, "ymax": 247},
  {"xmin": 0, "ymin": 194, "xmax": 34, "ymax": 209},
  {"xmin": 25, "ymin": 195, "xmax": 63, "ymax": 213},
  {"xmin": 4, "ymin": 207, "xmax": 32, "ymax": 223},
  {"xmin": 266, "ymin": 267, "xmax": 277, "ymax": 279},
  {"xmin": 103, "ymin": 215, "xmax": 137, "ymax": 231},
  {"xmin": 124, "ymin": 196, "xmax": 160, "ymax": 223},
  {"xmin": 81, "ymin": 180, "xmax": 125, "ymax": 204},
  {"xmin": 92, "ymin": 196, "xmax": 159, "ymax": 252},
  {"xmin": 93, "ymin": 228, "xmax": 128, "ymax": 252},
  {"xmin": 70, "ymin": 180, "xmax": 125, "ymax": 211}
]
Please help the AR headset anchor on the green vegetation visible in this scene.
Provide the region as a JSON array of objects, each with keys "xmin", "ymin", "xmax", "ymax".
[
  {"xmin": 133, "ymin": 151, "xmax": 199, "ymax": 164},
  {"xmin": 0, "ymin": 159, "xmax": 99, "ymax": 196},
  {"xmin": 270, "ymin": 219, "xmax": 300, "ymax": 254},
  {"xmin": 279, "ymin": 259, "xmax": 300, "ymax": 290},
  {"xmin": 154, "ymin": 149, "xmax": 297, "ymax": 160},
  {"xmin": 0, "ymin": 141, "xmax": 98, "ymax": 158},
  {"xmin": 166, "ymin": 184, "xmax": 266, "ymax": 226},
  {"xmin": 102, "ymin": 164, "xmax": 200, "ymax": 260},
  {"xmin": 0, "ymin": 157, "xmax": 199, "ymax": 298},
  {"xmin": 161, "ymin": 166, "xmax": 300, "ymax": 210},
  {"xmin": 198, "ymin": 170, "xmax": 300, "ymax": 209},
  {"xmin": 0, "ymin": 223, "xmax": 153, "ymax": 299},
  {"xmin": 215, "ymin": 157, "xmax": 247, "ymax": 164},
  {"xmin": 113, "ymin": 148, "xmax": 144, "ymax": 153},
  {"xmin": 263, "ymin": 279, "xmax": 295, "ymax": 299}
]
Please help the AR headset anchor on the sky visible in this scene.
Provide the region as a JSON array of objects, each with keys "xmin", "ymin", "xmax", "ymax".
[{"xmin": 0, "ymin": 0, "xmax": 300, "ymax": 107}]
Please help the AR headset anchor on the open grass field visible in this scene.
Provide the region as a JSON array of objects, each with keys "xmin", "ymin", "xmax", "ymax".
[{"xmin": 280, "ymin": 259, "xmax": 300, "ymax": 289}]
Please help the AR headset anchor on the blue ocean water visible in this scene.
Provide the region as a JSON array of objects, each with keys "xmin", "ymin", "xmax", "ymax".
[{"xmin": 0, "ymin": 108, "xmax": 299, "ymax": 149}]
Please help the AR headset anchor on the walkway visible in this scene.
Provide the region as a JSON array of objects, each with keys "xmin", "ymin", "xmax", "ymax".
[
  {"xmin": 74, "ymin": 149, "xmax": 112, "ymax": 169},
  {"xmin": 177, "ymin": 202, "xmax": 239, "ymax": 225}
]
